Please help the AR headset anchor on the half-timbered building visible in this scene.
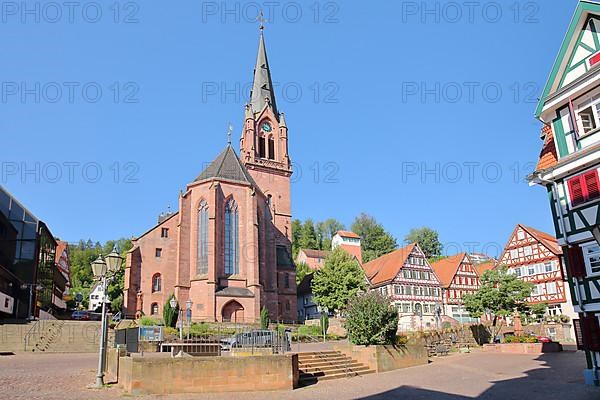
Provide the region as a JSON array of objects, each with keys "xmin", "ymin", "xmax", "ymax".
[
  {"xmin": 430, "ymin": 253, "xmax": 480, "ymax": 323},
  {"xmin": 528, "ymin": 1, "xmax": 600, "ymax": 384},
  {"xmin": 499, "ymin": 225, "xmax": 577, "ymax": 324},
  {"xmin": 362, "ymin": 243, "xmax": 442, "ymax": 331}
]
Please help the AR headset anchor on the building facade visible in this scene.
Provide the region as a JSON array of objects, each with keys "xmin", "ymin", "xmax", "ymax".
[
  {"xmin": 499, "ymin": 225, "xmax": 577, "ymax": 327},
  {"xmin": 332, "ymin": 230, "xmax": 362, "ymax": 264},
  {"xmin": 124, "ymin": 30, "xmax": 297, "ymax": 323},
  {"xmin": 430, "ymin": 253, "xmax": 481, "ymax": 323},
  {"xmin": 528, "ymin": 0, "xmax": 600, "ymax": 385},
  {"xmin": 363, "ymin": 243, "xmax": 442, "ymax": 331},
  {"xmin": 296, "ymin": 274, "xmax": 319, "ymax": 321},
  {"xmin": 296, "ymin": 249, "xmax": 329, "ymax": 270},
  {"xmin": 0, "ymin": 185, "xmax": 63, "ymax": 320}
]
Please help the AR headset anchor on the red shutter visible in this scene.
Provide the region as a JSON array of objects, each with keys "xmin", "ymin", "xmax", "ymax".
[
  {"xmin": 566, "ymin": 246, "xmax": 587, "ymax": 278},
  {"xmin": 568, "ymin": 176, "xmax": 585, "ymax": 206},
  {"xmin": 581, "ymin": 315, "xmax": 600, "ymax": 352},
  {"xmin": 583, "ymin": 170, "xmax": 600, "ymax": 201}
]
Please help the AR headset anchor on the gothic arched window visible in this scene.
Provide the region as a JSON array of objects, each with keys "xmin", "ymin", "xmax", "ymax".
[
  {"xmin": 152, "ymin": 273, "xmax": 161, "ymax": 293},
  {"xmin": 197, "ymin": 200, "xmax": 209, "ymax": 275},
  {"xmin": 258, "ymin": 135, "xmax": 266, "ymax": 158},
  {"xmin": 224, "ymin": 198, "xmax": 239, "ymax": 275},
  {"xmin": 268, "ymin": 136, "xmax": 275, "ymax": 160},
  {"xmin": 151, "ymin": 303, "xmax": 159, "ymax": 315}
]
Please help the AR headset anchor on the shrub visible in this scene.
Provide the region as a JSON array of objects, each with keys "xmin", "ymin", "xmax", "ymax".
[
  {"xmin": 559, "ymin": 314, "xmax": 571, "ymax": 323},
  {"xmin": 297, "ymin": 324, "xmax": 323, "ymax": 337},
  {"xmin": 260, "ymin": 307, "xmax": 269, "ymax": 330},
  {"xmin": 164, "ymin": 326, "xmax": 178, "ymax": 338},
  {"xmin": 189, "ymin": 322, "xmax": 210, "ymax": 337},
  {"xmin": 504, "ymin": 335, "xmax": 538, "ymax": 343},
  {"xmin": 395, "ymin": 335, "xmax": 409, "ymax": 345},
  {"xmin": 163, "ymin": 294, "xmax": 179, "ymax": 328},
  {"xmin": 344, "ymin": 291, "xmax": 399, "ymax": 345},
  {"xmin": 139, "ymin": 316, "xmax": 162, "ymax": 326}
]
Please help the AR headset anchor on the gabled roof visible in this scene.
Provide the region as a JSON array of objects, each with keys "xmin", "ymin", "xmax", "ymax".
[
  {"xmin": 299, "ymin": 249, "xmax": 330, "ymax": 259},
  {"xmin": 536, "ymin": 0, "xmax": 600, "ymax": 117},
  {"xmin": 250, "ymin": 31, "xmax": 278, "ymax": 119},
  {"xmin": 362, "ymin": 243, "xmax": 416, "ymax": 286},
  {"xmin": 519, "ymin": 224, "xmax": 562, "ymax": 255},
  {"xmin": 536, "ymin": 124, "xmax": 558, "ymax": 171},
  {"xmin": 335, "ymin": 230, "xmax": 361, "ymax": 239},
  {"xmin": 297, "ymin": 273, "xmax": 313, "ymax": 295},
  {"xmin": 474, "ymin": 261, "xmax": 496, "ymax": 277},
  {"xmin": 430, "ymin": 253, "xmax": 468, "ymax": 288},
  {"xmin": 194, "ymin": 144, "xmax": 258, "ymax": 187}
]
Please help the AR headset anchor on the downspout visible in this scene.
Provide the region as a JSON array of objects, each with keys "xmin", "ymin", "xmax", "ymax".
[{"xmin": 539, "ymin": 173, "xmax": 598, "ymax": 383}]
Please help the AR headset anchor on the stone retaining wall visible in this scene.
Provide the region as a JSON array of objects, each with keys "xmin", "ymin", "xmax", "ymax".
[
  {"xmin": 333, "ymin": 339, "xmax": 428, "ymax": 373},
  {"xmin": 482, "ymin": 342, "xmax": 563, "ymax": 354},
  {"xmin": 119, "ymin": 354, "xmax": 298, "ymax": 394}
]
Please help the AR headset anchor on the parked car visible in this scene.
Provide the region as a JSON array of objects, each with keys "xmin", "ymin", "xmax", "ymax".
[
  {"xmin": 221, "ymin": 330, "xmax": 274, "ymax": 349},
  {"xmin": 536, "ymin": 335, "xmax": 552, "ymax": 343},
  {"xmin": 71, "ymin": 310, "xmax": 90, "ymax": 320}
]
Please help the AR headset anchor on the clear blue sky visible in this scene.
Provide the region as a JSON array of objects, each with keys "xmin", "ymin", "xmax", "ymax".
[{"xmin": 0, "ymin": 0, "xmax": 578, "ymax": 258}]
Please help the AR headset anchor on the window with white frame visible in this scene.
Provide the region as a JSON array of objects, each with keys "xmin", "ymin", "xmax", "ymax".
[
  {"xmin": 546, "ymin": 281, "xmax": 557, "ymax": 295},
  {"xmin": 576, "ymin": 93, "xmax": 600, "ymax": 136},
  {"xmin": 524, "ymin": 246, "xmax": 533, "ymax": 256},
  {"xmin": 517, "ymin": 229, "xmax": 525, "ymax": 240},
  {"xmin": 510, "ymin": 249, "xmax": 518, "ymax": 258},
  {"xmin": 583, "ymin": 242, "xmax": 600, "ymax": 275}
]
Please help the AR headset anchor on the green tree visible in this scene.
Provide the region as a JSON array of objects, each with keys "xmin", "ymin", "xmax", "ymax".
[
  {"xmin": 351, "ymin": 213, "xmax": 397, "ymax": 263},
  {"xmin": 299, "ymin": 219, "xmax": 318, "ymax": 250},
  {"xmin": 260, "ymin": 307, "xmax": 270, "ymax": 329},
  {"xmin": 163, "ymin": 294, "xmax": 179, "ymax": 328},
  {"xmin": 317, "ymin": 218, "xmax": 345, "ymax": 250},
  {"xmin": 291, "ymin": 219, "xmax": 303, "ymax": 258},
  {"xmin": 463, "ymin": 267, "xmax": 534, "ymax": 337},
  {"xmin": 312, "ymin": 247, "xmax": 367, "ymax": 312},
  {"xmin": 295, "ymin": 261, "xmax": 311, "ymax": 285},
  {"xmin": 344, "ymin": 291, "xmax": 399, "ymax": 345},
  {"xmin": 404, "ymin": 227, "xmax": 442, "ymax": 259}
]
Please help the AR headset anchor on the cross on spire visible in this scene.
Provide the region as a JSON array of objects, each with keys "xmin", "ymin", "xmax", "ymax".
[
  {"xmin": 227, "ymin": 123, "xmax": 233, "ymax": 144},
  {"xmin": 257, "ymin": 9, "xmax": 266, "ymax": 31}
]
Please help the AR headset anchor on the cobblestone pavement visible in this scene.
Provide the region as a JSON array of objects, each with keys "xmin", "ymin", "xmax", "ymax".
[{"xmin": 0, "ymin": 350, "xmax": 598, "ymax": 400}]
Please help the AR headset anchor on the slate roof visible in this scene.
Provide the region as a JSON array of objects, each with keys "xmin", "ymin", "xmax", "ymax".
[
  {"xmin": 362, "ymin": 243, "xmax": 416, "ymax": 286},
  {"xmin": 297, "ymin": 273, "xmax": 313, "ymax": 296},
  {"xmin": 250, "ymin": 31, "xmax": 278, "ymax": 118},
  {"xmin": 430, "ymin": 253, "xmax": 469, "ymax": 288},
  {"xmin": 194, "ymin": 145, "xmax": 258, "ymax": 187}
]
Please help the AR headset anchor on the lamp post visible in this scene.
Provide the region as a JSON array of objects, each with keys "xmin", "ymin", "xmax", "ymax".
[
  {"xmin": 169, "ymin": 297, "xmax": 183, "ymax": 342},
  {"xmin": 185, "ymin": 299, "xmax": 193, "ymax": 340},
  {"xmin": 92, "ymin": 247, "xmax": 123, "ymax": 389}
]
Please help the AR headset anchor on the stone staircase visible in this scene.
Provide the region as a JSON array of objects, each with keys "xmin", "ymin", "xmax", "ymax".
[
  {"xmin": 297, "ymin": 350, "xmax": 374, "ymax": 385},
  {"xmin": 1, "ymin": 321, "xmax": 105, "ymax": 353}
]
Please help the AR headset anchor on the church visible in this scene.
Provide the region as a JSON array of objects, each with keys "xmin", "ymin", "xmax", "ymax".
[{"xmin": 123, "ymin": 28, "xmax": 297, "ymax": 323}]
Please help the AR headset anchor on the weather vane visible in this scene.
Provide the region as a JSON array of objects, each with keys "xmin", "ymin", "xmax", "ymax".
[
  {"xmin": 227, "ymin": 123, "xmax": 233, "ymax": 144},
  {"xmin": 257, "ymin": 9, "xmax": 267, "ymax": 31}
]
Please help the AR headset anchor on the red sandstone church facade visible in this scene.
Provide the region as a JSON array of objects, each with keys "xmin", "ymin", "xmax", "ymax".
[{"xmin": 123, "ymin": 30, "xmax": 297, "ymax": 323}]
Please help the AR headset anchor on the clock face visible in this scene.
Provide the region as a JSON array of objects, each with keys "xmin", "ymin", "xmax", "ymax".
[{"xmin": 261, "ymin": 122, "xmax": 272, "ymax": 132}]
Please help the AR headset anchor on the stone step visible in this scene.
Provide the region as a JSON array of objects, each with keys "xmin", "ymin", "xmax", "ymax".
[
  {"xmin": 299, "ymin": 368, "xmax": 375, "ymax": 383},
  {"xmin": 298, "ymin": 357, "xmax": 354, "ymax": 367},
  {"xmin": 299, "ymin": 362, "xmax": 367, "ymax": 374}
]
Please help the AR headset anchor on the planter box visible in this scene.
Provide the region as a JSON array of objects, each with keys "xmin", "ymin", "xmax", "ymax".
[
  {"xmin": 482, "ymin": 342, "xmax": 563, "ymax": 354},
  {"xmin": 333, "ymin": 339, "xmax": 427, "ymax": 373}
]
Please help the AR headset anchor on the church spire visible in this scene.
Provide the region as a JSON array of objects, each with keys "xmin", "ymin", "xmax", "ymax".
[{"xmin": 250, "ymin": 29, "xmax": 278, "ymax": 120}]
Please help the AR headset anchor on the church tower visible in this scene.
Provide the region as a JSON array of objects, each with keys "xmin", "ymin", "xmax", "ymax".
[{"xmin": 240, "ymin": 29, "xmax": 292, "ymax": 243}]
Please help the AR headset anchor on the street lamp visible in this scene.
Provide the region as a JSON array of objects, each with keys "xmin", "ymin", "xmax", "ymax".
[
  {"xmin": 92, "ymin": 247, "xmax": 123, "ymax": 389},
  {"xmin": 169, "ymin": 297, "xmax": 183, "ymax": 341}
]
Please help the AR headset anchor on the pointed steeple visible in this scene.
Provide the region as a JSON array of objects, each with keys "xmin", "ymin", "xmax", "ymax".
[{"xmin": 250, "ymin": 30, "xmax": 278, "ymax": 120}]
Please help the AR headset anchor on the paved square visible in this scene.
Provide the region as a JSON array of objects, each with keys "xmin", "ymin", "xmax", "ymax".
[{"xmin": 0, "ymin": 351, "xmax": 597, "ymax": 399}]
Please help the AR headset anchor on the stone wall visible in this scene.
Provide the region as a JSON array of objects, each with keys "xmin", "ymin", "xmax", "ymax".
[
  {"xmin": 118, "ymin": 354, "xmax": 298, "ymax": 394},
  {"xmin": 333, "ymin": 339, "xmax": 427, "ymax": 373},
  {"xmin": 482, "ymin": 342, "xmax": 563, "ymax": 354}
]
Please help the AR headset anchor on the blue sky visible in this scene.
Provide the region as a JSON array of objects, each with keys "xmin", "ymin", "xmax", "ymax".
[{"xmin": 0, "ymin": 0, "xmax": 579, "ymax": 258}]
